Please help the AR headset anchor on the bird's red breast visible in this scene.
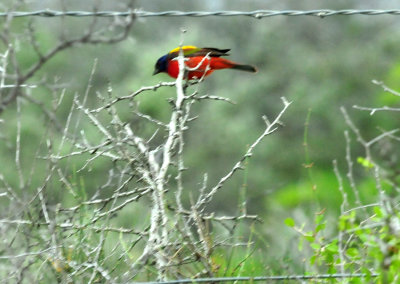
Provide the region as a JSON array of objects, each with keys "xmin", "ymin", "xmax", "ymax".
[{"xmin": 167, "ymin": 57, "xmax": 241, "ymax": 79}]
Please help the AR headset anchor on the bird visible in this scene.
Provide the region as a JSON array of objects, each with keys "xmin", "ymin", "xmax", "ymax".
[{"xmin": 153, "ymin": 46, "xmax": 257, "ymax": 80}]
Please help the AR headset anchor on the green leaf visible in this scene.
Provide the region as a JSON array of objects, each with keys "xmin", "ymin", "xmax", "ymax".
[
  {"xmin": 373, "ymin": 206, "xmax": 384, "ymax": 218},
  {"xmin": 310, "ymin": 255, "xmax": 317, "ymax": 265},
  {"xmin": 357, "ymin": 157, "xmax": 374, "ymax": 168},
  {"xmin": 346, "ymin": 248, "xmax": 359, "ymax": 258},
  {"xmin": 284, "ymin": 217, "xmax": 295, "ymax": 227},
  {"xmin": 315, "ymin": 214, "xmax": 325, "ymax": 225},
  {"xmin": 339, "ymin": 217, "xmax": 347, "ymax": 231},
  {"xmin": 304, "ymin": 233, "xmax": 315, "ymax": 243},
  {"xmin": 325, "ymin": 243, "xmax": 338, "ymax": 253},
  {"xmin": 310, "ymin": 243, "xmax": 321, "ymax": 250},
  {"xmin": 315, "ymin": 222, "xmax": 326, "ymax": 233},
  {"xmin": 298, "ymin": 237, "xmax": 304, "ymax": 251}
]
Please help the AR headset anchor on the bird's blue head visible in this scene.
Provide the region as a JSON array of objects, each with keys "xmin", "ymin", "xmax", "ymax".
[{"xmin": 153, "ymin": 54, "xmax": 168, "ymax": 75}]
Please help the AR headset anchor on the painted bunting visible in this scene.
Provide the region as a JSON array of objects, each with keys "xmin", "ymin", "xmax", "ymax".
[{"xmin": 153, "ymin": 46, "xmax": 257, "ymax": 79}]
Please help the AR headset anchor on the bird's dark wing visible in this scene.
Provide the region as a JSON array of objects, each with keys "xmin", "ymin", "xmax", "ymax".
[
  {"xmin": 168, "ymin": 46, "xmax": 231, "ymax": 59},
  {"xmin": 190, "ymin": 47, "xmax": 231, "ymax": 57}
]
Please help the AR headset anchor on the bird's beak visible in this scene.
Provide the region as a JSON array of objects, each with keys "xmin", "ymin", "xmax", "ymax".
[{"xmin": 153, "ymin": 69, "xmax": 160, "ymax": 75}]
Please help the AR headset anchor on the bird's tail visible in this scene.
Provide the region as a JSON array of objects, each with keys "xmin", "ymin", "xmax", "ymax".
[
  {"xmin": 231, "ymin": 63, "xmax": 258, "ymax": 73},
  {"xmin": 209, "ymin": 58, "xmax": 257, "ymax": 73}
]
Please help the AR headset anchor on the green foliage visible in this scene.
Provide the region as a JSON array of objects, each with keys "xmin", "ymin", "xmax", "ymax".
[
  {"xmin": 284, "ymin": 217, "xmax": 295, "ymax": 228},
  {"xmin": 288, "ymin": 202, "xmax": 400, "ymax": 282},
  {"xmin": 272, "ymin": 170, "xmax": 343, "ymax": 212},
  {"xmin": 357, "ymin": 157, "xmax": 374, "ymax": 169}
]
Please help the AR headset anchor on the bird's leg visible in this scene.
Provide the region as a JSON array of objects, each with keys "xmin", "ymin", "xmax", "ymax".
[
  {"xmin": 183, "ymin": 81, "xmax": 189, "ymax": 94},
  {"xmin": 183, "ymin": 72, "xmax": 189, "ymax": 94}
]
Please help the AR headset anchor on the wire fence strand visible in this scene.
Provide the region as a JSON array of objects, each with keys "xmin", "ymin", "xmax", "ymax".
[
  {"xmin": 1, "ymin": 9, "xmax": 400, "ymax": 18},
  {"xmin": 135, "ymin": 273, "xmax": 379, "ymax": 283}
]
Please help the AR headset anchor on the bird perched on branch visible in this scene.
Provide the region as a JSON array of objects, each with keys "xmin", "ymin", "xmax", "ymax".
[{"xmin": 153, "ymin": 46, "xmax": 257, "ymax": 80}]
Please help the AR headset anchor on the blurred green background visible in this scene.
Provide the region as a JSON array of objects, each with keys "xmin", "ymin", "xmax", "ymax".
[{"xmin": 1, "ymin": 0, "xmax": 400, "ymax": 276}]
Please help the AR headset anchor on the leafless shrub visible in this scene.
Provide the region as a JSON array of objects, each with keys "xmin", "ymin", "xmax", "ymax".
[{"xmin": 0, "ymin": 13, "xmax": 291, "ymax": 281}]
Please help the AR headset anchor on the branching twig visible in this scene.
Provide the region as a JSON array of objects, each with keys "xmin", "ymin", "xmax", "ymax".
[{"xmin": 200, "ymin": 97, "xmax": 291, "ymax": 205}]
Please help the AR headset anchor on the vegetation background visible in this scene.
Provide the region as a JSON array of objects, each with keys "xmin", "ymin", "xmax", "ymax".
[{"xmin": 1, "ymin": 0, "xmax": 399, "ymax": 282}]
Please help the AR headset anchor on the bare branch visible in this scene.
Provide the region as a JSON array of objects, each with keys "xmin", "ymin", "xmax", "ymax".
[{"xmin": 201, "ymin": 97, "xmax": 291, "ymax": 205}]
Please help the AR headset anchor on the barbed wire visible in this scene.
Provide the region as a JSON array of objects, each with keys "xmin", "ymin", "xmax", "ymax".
[
  {"xmin": 135, "ymin": 273, "xmax": 379, "ymax": 283},
  {"xmin": 0, "ymin": 9, "xmax": 400, "ymax": 18}
]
